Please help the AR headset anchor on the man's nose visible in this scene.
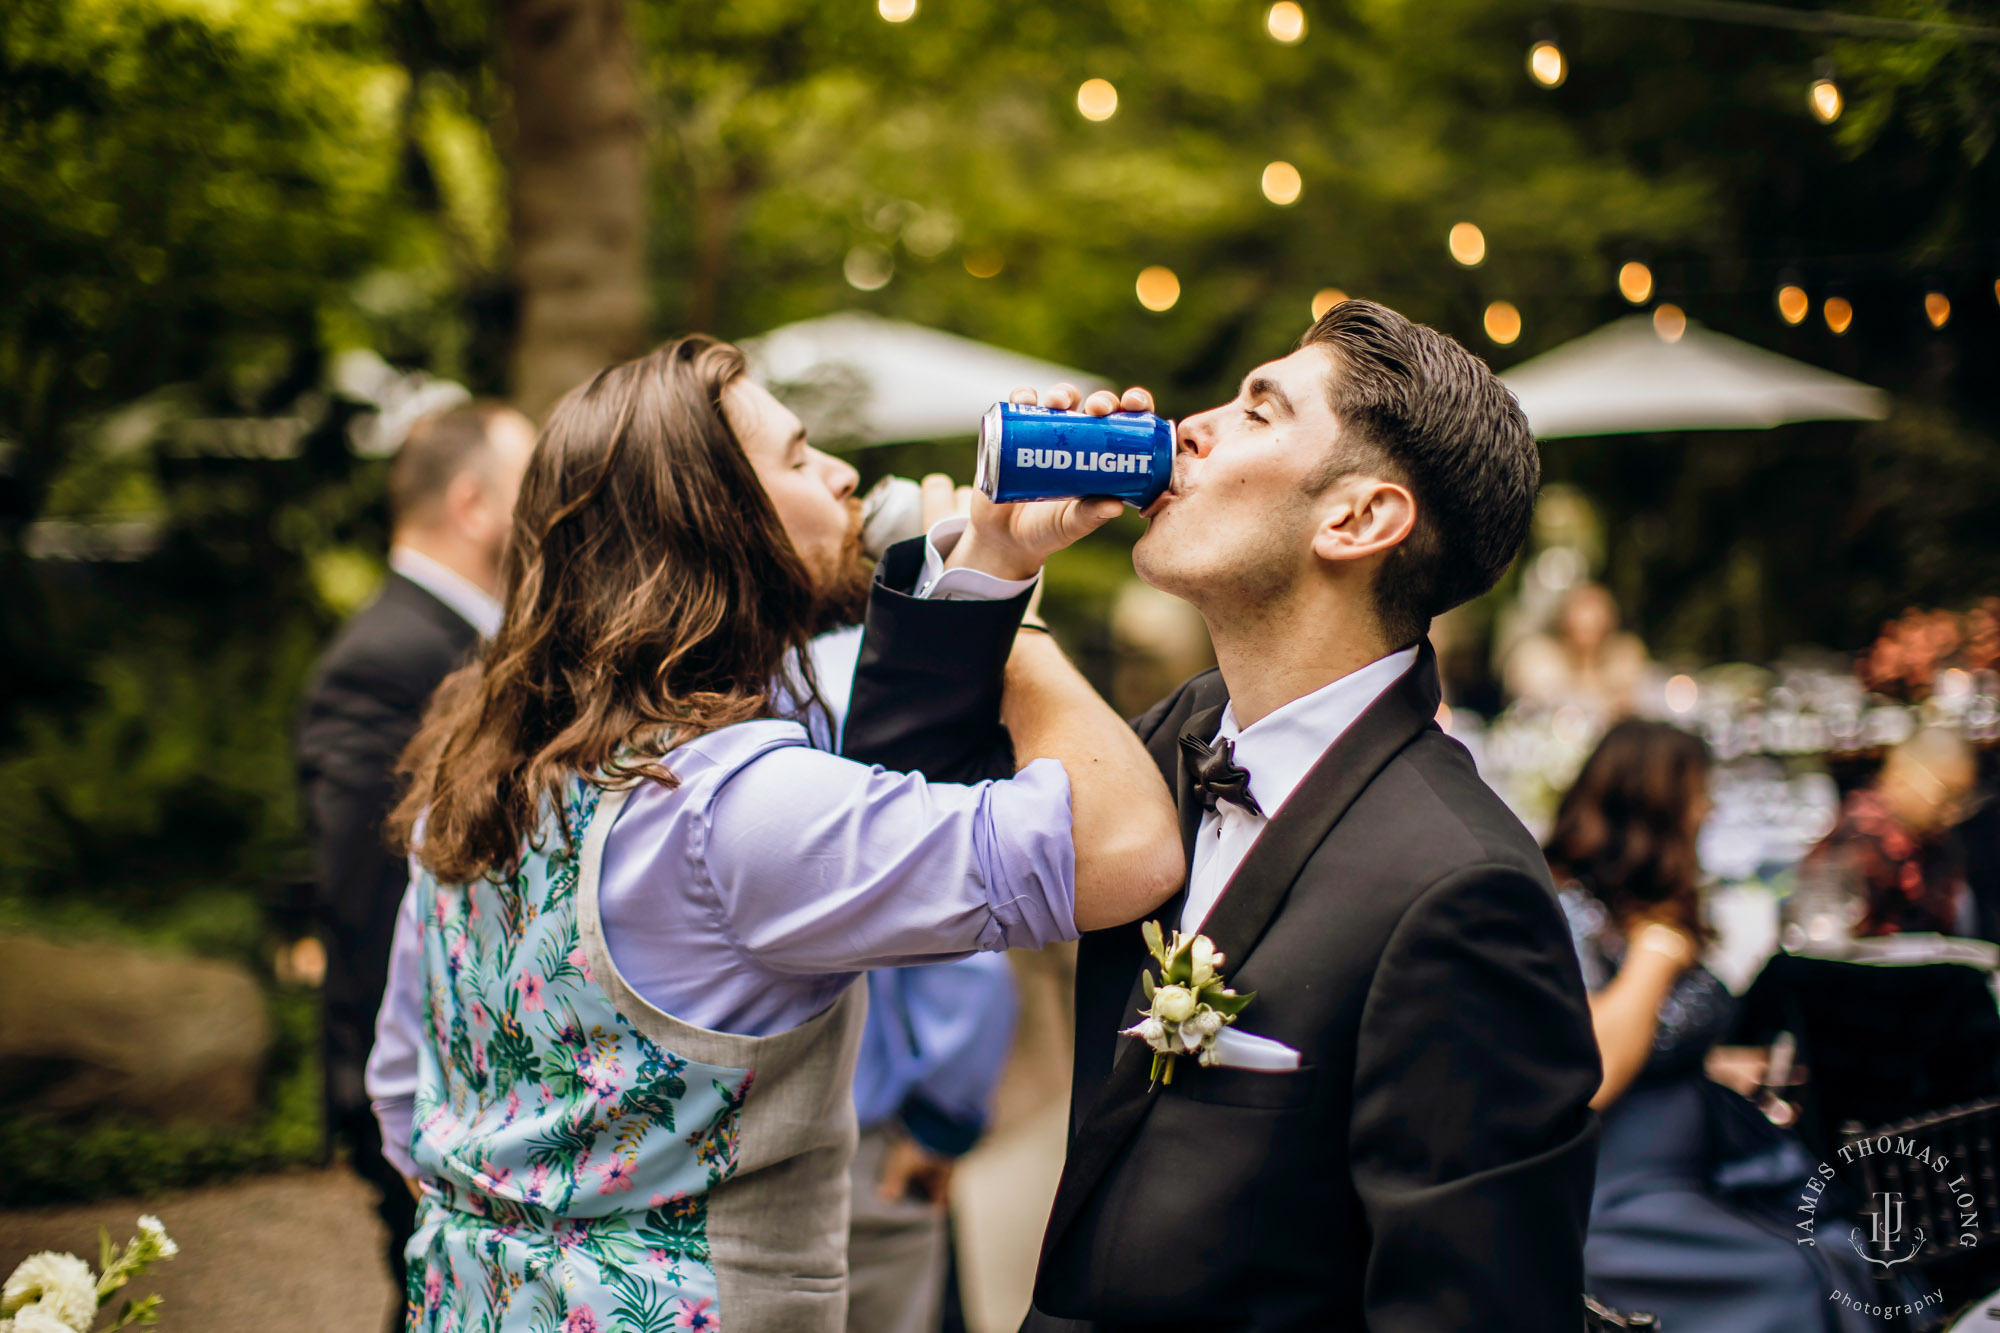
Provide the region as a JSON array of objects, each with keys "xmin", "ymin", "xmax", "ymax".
[
  {"xmin": 1177, "ymin": 408, "xmax": 1219, "ymax": 456},
  {"xmin": 825, "ymin": 450, "xmax": 860, "ymax": 502}
]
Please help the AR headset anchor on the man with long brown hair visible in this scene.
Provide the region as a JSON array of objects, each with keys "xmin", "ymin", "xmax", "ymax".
[{"xmin": 364, "ymin": 336, "xmax": 1181, "ymax": 1333}]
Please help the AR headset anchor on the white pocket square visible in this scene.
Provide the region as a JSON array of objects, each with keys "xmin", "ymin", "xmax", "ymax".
[{"xmin": 1208, "ymin": 1027, "xmax": 1301, "ymax": 1072}]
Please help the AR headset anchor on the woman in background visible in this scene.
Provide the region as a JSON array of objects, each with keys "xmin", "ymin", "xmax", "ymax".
[{"xmin": 1548, "ymin": 720, "xmax": 1872, "ymax": 1333}]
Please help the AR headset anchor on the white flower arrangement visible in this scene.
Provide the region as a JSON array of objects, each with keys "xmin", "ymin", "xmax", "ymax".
[
  {"xmin": 1120, "ymin": 921, "xmax": 1255, "ymax": 1086},
  {"xmin": 0, "ymin": 1215, "xmax": 178, "ymax": 1332}
]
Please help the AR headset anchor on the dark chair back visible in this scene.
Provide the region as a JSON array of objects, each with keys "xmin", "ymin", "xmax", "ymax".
[
  {"xmin": 1732, "ymin": 954, "xmax": 2000, "ymax": 1163},
  {"xmin": 1842, "ymin": 1099, "xmax": 2000, "ymax": 1268}
]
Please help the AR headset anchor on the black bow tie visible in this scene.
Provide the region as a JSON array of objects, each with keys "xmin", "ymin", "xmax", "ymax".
[{"xmin": 1179, "ymin": 731, "xmax": 1263, "ymax": 817}]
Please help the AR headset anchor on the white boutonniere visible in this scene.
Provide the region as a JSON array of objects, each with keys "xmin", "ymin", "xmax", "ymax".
[{"xmin": 1120, "ymin": 920, "xmax": 1255, "ymax": 1087}]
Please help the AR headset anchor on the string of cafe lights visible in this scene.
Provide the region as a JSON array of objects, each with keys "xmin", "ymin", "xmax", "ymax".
[{"xmin": 869, "ymin": 0, "xmax": 1998, "ymax": 348}]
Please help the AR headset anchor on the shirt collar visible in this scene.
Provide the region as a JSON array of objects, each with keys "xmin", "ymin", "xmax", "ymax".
[
  {"xmin": 389, "ymin": 545, "xmax": 503, "ymax": 639},
  {"xmin": 1213, "ymin": 645, "xmax": 1421, "ymax": 819}
]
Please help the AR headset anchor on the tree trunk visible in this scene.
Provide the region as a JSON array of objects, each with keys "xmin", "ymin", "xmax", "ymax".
[{"xmin": 503, "ymin": 0, "xmax": 647, "ymax": 420}]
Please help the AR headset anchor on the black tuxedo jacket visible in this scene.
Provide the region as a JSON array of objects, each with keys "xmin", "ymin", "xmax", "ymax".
[
  {"xmin": 843, "ymin": 540, "xmax": 1601, "ymax": 1333},
  {"xmin": 296, "ymin": 572, "xmax": 480, "ymax": 1117}
]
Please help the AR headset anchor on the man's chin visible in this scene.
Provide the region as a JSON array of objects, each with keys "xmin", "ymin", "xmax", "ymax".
[{"xmin": 810, "ymin": 545, "xmax": 875, "ymax": 636}]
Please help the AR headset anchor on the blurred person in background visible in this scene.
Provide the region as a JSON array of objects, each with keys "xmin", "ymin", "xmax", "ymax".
[
  {"xmin": 294, "ymin": 403, "xmax": 535, "ymax": 1304},
  {"xmin": 1548, "ymin": 720, "xmax": 1873, "ymax": 1333},
  {"xmin": 1804, "ymin": 726, "xmax": 1977, "ymax": 938},
  {"xmin": 848, "ymin": 958, "xmax": 1015, "ymax": 1333},
  {"xmin": 1505, "ymin": 580, "xmax": 1649, "ymax": 721}
]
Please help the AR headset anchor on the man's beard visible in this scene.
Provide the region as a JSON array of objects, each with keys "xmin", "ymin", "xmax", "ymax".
[{"xmin": 809, "ymin": 506, "xmax": 874, "ymax": 635}]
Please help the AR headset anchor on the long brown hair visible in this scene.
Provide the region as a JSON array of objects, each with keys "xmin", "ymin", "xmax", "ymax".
[
  {"xmin": 389, "ymin": 336, "xmax": 824, "ymax": 884},
  {"xmin": 1544, "ymin": 720, "xmax": 1712, "ymax": 933}
]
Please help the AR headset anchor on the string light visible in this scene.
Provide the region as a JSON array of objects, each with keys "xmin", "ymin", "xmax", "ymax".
[
  {"xmin": 1261, "ymin": 161, "xmax": 1303, "ymax": 205},
  {"xmin": 963, "ymin": 250, "xmax": 1004, "ymax": 279},
  {"xmin": 1652, "ymin": 303, "xmax": 1687, "ymax": 342},
  {"xmin": 1077, "ymin": 78, "xmax": 1118, "ymax": 121},
  {"xmin": 1776, "ymin": 284, "xmax": 1810, "ymax": 324},
  {"xmin": 1824, "ymin": 295, "xmax": 1853, "ymax": 334},
  {"xmin": 844, "ymin": 245, "xmax": 893, "ymax": 291},
  {"xmin": 876, "ymin": 0, "xmax": 917, "ymax": 21},
  {"xmin": 1136, "ymin": 266, "xmax": 1181, "ymax": 312},
  {"xmin": 1312, "ymin": 288, "xmax": 1348, "ymax": 319},
  {"xmin": 1809, "ymin": 60, "xmax": 1842, "ymax": 124},
  {"xmin": 1266, "ymin": 2, "xmax": 1307, "ymax": 43},
  {"xmin": 1448, "ymin": 222, "xmax": 1486, "ymax": 267},
  {"xmin": 1925, "ymin": 291, "xmax": 1951, "ymax": 328},
  {"xmin": 1617, "ymin": 261, "xmax": 1654, "ymax": 304},
  {"xmin": 1483, "ymin": 300, "xmax": 1522, "ymax": 344},
  {"xmin": 1527, "ymin": 40, "xmax": 1567, "ymax": 88}
]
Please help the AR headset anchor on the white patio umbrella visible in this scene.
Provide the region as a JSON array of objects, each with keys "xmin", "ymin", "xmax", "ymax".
[
  {"xmin": 742, "ymin": 311, "xmax": 1109, "ymax": 446},
  {"xmin": 1500, "ymin": 314, "xmax": 1890, "ymax": 439}
]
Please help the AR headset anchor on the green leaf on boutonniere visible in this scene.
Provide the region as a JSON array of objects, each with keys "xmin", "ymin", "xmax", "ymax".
[
  {"xmin": 1141, "ymin": 918, "xmax": 1165, "ymax": 961},
  {"xmin": 1165, "ymin": 934, "xmax": 1195, "ymax": 985},
  {"xmin": 1141, "ymin": 970, "xmax": 1156, "ymax": 1000},
  {"xmin": 1204, "ymin": 987, "xmax": 1256, "ymax": 1017}
]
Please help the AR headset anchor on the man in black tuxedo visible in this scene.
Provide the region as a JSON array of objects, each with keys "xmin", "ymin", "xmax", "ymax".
[
  {"xmin": 843, "ymin": 300, "xmax": 1601, "ymax": 1331},
  {"xmin": 295, "ymin": 404, "xmax": 533, "ymax": 1299}
]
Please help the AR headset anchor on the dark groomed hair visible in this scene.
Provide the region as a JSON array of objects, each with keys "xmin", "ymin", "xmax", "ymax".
[
  {"xmin": 389, "ymin": 403, "xmax": 514, "ymax": 527},
  {"xmin": 1544, "ymin": 720, "xmax": 1713, "ymax": 933},
  {"xmin": 1299, "ymin": 299, "xmax": 1539, "ymax": 646},
  {"xmin": 388, "ymin": 336, "xmax": 824, "ymax": 885}
]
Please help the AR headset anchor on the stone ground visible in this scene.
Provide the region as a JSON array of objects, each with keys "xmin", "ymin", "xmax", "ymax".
[
  {"xmin": 0, "ymin": 948, "xmax": 1078, "ymax": 1333},
  {"xmin": 0, "ymin": 1169, "xmax": 401, "ymax": 1332}
]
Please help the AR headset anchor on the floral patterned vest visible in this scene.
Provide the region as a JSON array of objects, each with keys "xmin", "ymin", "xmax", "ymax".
[{"xmin": 404, "ymin": 778, "xmax": 867, "ymax": 1333}]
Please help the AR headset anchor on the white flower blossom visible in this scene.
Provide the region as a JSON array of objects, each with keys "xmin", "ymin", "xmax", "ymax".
[
  {"xmin": 11, "ymin": 1306, "xmax": 79, "ymax": 1333},
  {"xmin": 135, "ymin": 1215, "xmax": 178, "ymax": 1261},
  {"xmin": 1152, "ymin": 985, "xmax": 1197, "ymax": 1024},
  {"xmin": 1189, "ymin": 936, "xmax": 1223, "ymax": 986},
  {"xmin": 1120, "ymin": 1016, "xmax": 1167, "ymax": 1046},
  {"xmin": 2, "ymin": 1253, "xmax": 96, "ymax": 1332},
  {"xmin": 1188, "ymin": 1008, "xmax": 1224, "ymax": 1038}
]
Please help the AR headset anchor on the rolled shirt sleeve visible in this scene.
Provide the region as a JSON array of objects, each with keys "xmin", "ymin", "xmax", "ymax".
[
  {"xmin": 915, "ymin": 516, "xmax": 1042, "ymax": 601},
  {"xmin": 700, "ymin": 743, "xmax": 1077, "ymax": 973},
  {"xmin": 366, "ymin": 868, "xmax": 425, "ymax": 1181}
]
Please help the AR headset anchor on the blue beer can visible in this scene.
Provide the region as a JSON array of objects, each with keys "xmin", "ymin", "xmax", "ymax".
[{"xmin": 975, "ymin": 403, "xmax": 1175, "ymax": 508}]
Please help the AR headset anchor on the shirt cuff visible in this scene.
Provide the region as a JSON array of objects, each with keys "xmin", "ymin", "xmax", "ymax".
[{"xmin": 916, "ymin": 516, "xmax": 1042, "ymax": 601}]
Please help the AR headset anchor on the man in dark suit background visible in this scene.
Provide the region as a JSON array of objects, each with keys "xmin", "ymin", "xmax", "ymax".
[
  {"xmin": 296, "ymin": 403, "xmax": 534, "ymax": 1299},
  {"xmin": 843, "ymin": 300, "xmax": 1602, "ymax": 1331}
]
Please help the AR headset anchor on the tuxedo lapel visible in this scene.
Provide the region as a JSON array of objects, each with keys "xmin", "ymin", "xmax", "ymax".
[{"xmin": 1040, "ymin": 642, "xmax": 1444, "ymax": 1263}]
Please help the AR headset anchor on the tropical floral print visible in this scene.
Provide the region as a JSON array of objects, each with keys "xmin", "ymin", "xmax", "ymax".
[{"xmin": 404, "ymin": 780, "xmax": 752, "ymax": 1333}]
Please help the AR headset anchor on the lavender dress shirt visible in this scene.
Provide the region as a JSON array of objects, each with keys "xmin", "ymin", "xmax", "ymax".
[{"xmin": 366, "ymin": 660, "xmax": 1074, "ymax": 1178}]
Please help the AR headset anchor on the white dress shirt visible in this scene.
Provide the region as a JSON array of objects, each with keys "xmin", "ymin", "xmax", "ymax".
[
  {"xmin": 1182, "ymin": 646, "xmax": 1419, "ymax": 935},
  {"xmin": 916, "ymin": 516, "xmax": 1042, "ymax": 601},
  {"xmin": 389, "ymin": 545, "xmax": 503, "ymax": 640}
]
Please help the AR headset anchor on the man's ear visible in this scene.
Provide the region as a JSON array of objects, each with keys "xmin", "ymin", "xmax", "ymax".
[
  {"xmin": 1311, "ymin": 475, "xmax": 1415, "ymax": 565},
  {"xmin": 446, "ymin": 469, "xmax": 493, "ymax": 539}
]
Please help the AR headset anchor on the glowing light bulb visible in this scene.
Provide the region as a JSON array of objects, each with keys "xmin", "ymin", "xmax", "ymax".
[
  {"xmin": 1665, "ymin": 674, "xmax": 1698, "ymax": 714},
  {"xmin": 1824, "ymin": 295, "xmax": 1853, "ymax": 335},
  {"xmin": 1311, "ymin": 288, "xmax": 1348, "ymax": 320},
  {"xmin": 1925, "ymin": 292, "xmax": 1950, "ymax": 329},
  {"xmin": 1776, "ymin": 284, "xmax": 1810, "ymax": 325},
  {"xmin": 1136, "ymin": 266, "xmax": 1181, "ymax": 312},
  {"xmin": 1527, "ymin": 40, "xmax": 1566, "ymax": 88},
  {"xmin": 1448, "ymin": 222, "xmax": 1486, "ymax": 267},
  {"xmin": 844, "ymin": 245, "xmax": 893, "ymax": 291},
  {"xmin": 1809, "ymin": 77, "xmax": 1842, "ymax": 124},
  {"xmin": 1077, "ymin": 78, "xmax": 1118, "ymax": 122},
  {"xmin": 1266, "ymin": 2, "xmax": 1307, "ymax": 44},
  {"xmin": 877, "ymin": 0, "xmax": 916, "ymax": 21},
  {"xmin": 1483, "ymin": 300, "xmax": 1522, "ymax": 345},
  {"xmin": 1653, "ymin": 303, "xmax": 1686, "ymax": 342},
  {"xmin": 963, "ymin": 250, "xmax": 1003, "ymax": 279},
  {"xmin": 1261, "ymin": 161, "xmax": 1302, "ymax": 206},
  {"xmin": 1617, "ymin": 261, "xmax": 1654, "ymax": 305}
]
